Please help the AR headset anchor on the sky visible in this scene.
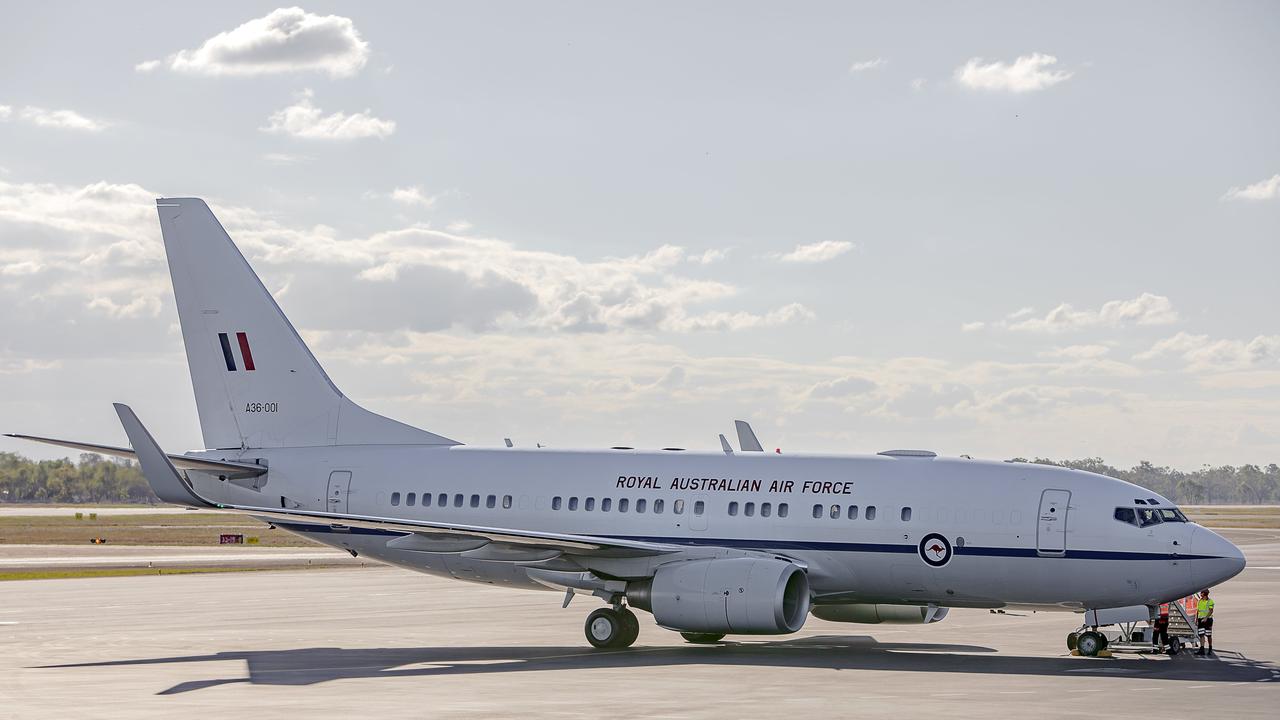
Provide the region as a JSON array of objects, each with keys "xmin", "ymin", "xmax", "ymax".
[{"xmin": 1, "ymin": 2, "xmax": 1278, "ymax": 468}]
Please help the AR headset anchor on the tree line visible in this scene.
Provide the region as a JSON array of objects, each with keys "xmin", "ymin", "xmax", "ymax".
[{"xmin": 1, "ymin": 451, "xmax": 1278, "ymax": 505}]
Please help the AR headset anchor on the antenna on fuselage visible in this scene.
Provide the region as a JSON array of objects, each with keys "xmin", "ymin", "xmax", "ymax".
[{"xmin": 504, "ymin": 438, "xmax": 513, "ymax": 448}]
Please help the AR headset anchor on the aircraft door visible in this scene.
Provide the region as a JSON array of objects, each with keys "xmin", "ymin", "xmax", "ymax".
[
  {"xmin": 327, "ymin": 471, "xmax": 352, "ymax": 514},
  {"xmin": 1036, "ymin": 489, "xmax": 1070, "ymax": 556}
]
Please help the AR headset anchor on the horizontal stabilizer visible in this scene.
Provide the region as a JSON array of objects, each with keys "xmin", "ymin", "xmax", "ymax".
[
  {"xmin": 112, "ymin": 404, "xmax": 217, "ymax": 508},
  {"xmin": 5, "ymin": 432, "xmax": 266, "ymax": 479}
]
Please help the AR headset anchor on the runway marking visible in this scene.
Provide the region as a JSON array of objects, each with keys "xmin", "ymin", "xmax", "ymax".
[
  {"xmin": 0, "ymin": 621, "xmax": 18, "ymax": 625},
  {"xmin": 998, "ymin": 691, "xmax": 1034, "ymax": 695}
]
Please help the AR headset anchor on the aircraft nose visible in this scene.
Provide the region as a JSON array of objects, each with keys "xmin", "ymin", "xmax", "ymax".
[{"xmin": 1190, "ymin": 526, "xmax": 1246, "ymax": 588}]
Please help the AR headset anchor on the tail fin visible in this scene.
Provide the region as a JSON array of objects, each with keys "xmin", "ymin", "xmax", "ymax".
[{"xmin": 156, "ymin": 198, "xmax": 457, "ymax": 450}]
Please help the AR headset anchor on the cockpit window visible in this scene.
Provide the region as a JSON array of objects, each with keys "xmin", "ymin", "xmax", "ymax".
[
  {"xmin": 1159, "ymin": 508, "xmax": 1187, "ymax": 523},
  {"xmin": 1137, "ymin": 508, "xmax": 1163, "ymax": 527},
  {"xmin": 1134, "ymin": 499, "xmax": 1148, "ymax": 505},
  {"xmin": 1146, "ymin": 498, "xmax": 1160, "ymax": 506},
  {"xmin": 1114, "ymin": 507, "xmax": 1139, "ymax": 526}
]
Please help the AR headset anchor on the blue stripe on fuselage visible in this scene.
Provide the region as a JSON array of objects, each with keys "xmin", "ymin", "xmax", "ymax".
[{"xmin": 273, "ymin": 522, "xmax": 1224, "ymax": 562}]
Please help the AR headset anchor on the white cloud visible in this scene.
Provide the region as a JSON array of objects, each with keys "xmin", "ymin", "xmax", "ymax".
[
  {"xmin": 978, "ymin": 293, "xmax": 1179, "ymax": 333},
  {"xmin": 155, "ymin": 7, "xmax": 369, "ymax": 77},
  {"xmin": 261, "ymin": 152, "xmax": 311, "ymax": 164},
  {"xmin": 1223, "ymin": 173, "xmax": 1280, "ymax": 201},
  {"xmin": 262, "ymin": 89, "xmax": 395, "ymax": 140},
  {"xmin": 446, "ymin": 220, "xmax": 473, "ymax": 233},
  {"xmin": 1039, "ymin": 344, "xmax": 1110, "ymax": 360},
  {"xmin": 1, "ymin": 260, "xmax": 43, "ymax": 276},
  {"xmin": 954, "ymin": 53, "xmax": 1072, "ymax": 93},
  {"xmin": 134, "ymin": 59, "xmax": 161, "ymax": 74},
  {"xmin": 390, "ymin": 186, "xmax": 437, "ymax": 208},
  {"xmin": 961, "ymin": 321, "xmax": 986, "ymax": 332},
  {"xmin": 910, "ymin": 78, "xmax": 927, "ymax": 91},
  {"xmin": 0, "ymin": 176, "xmax": 809, "ymax": 336},
  {"xmin": 17, "ymin": 106, "xmax": 107, "ymax": 132},
  {"xmin": 689, "ymin": 248, "xmax": 729, "ymax": 265},
  {"xmin": 87, "ymin": 294, "xmax": 162, "ymax": 318},
  {"xmin": 849, "ymin": 58, "xmax": 886, "ymax": 73},
  {"xmin": 774, "ymin": 240, "xmax": 853, "ymax": 263},
  {"xmin": 1136, "ymin": 331, "xmax": 1280, "ymax": 371},
  {"xmin": 0, "ymin": 105, "xmax": 11, "ymax": 120}
]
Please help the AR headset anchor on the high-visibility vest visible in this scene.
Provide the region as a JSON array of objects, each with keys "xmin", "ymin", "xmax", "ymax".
[{"xmin": 1197, "ymin": 598, "xmax": 1215, "ymax": 618}]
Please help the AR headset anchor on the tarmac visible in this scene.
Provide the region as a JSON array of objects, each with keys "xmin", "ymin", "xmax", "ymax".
[{"xmin": 2, "ymin": 528, "xmax": 1278, "ymax": 719}]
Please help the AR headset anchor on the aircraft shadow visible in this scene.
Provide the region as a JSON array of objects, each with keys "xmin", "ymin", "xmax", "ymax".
[{"xmin": 40, "ymin": 634, "xmax": 1277, "ymax": 695}]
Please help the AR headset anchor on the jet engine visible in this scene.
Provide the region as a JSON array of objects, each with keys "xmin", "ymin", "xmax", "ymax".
[
  {"xmin": 627, "ymin": 557, "xmax": 810, "ymax": 634},
  {"xmin": 811, "ymin": 603, "xmax": 949, "ymax": 624}
]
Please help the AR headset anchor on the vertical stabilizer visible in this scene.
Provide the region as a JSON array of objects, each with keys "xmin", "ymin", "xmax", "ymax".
[{"xmin": 157, "ymin": 198, "xmax": 458, "ymax": 450}]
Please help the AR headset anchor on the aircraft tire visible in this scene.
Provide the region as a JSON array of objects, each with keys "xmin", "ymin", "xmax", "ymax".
[
  {"xmin": 585, "ymin": 608, "xmax": 626, "ymax": 649},
  {"xmin": 1066, "ymin": 632, "xmax": 1079, "ymax": 651},
  {"xmin": 617, "ymin": 607, "xmax": 640, "ymax": 647},
  {"xmin": 680, "ymin": 632, "xmax": 726, "ymax": 644},
  {"xmin": 1077, "ymin": 631, "xmax": 1104, "ymax": 657}
]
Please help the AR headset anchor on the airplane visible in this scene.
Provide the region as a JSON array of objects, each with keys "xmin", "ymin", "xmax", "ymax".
[{"xmin": 9, "ymin": 197, "xmax": 1246, "ymax": 650}]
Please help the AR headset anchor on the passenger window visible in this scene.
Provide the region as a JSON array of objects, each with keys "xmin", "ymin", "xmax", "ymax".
[
  {"xmin": 847, "ymin": 505, "xmax": 859, "ymax": 520},
  {"xmin": 673, "ymin": 499, "xmax": 685, "ymax": 515},
  {"xmin": 391, "ymin": 492, "xmax": 401, "ymax": 506},
  {"xmin": 778, "ymin": 503, "xmax": 788, "ymax": 518},
  {"xmin": 586, "ymin": 497, "xmax": 596, "ymax": 511},
  {"xmin": 422, "ymin": 493, "xmax": 433, "ymax": 507},
  {"xmin": 454, "ymin": 494, "xmax": 464, "ymax": 508},
  {"xmin": 486, "ymin": 495, "xmax": 496, "ymax": 509},
  {"xmin": 728, "ymin": 501, "xmax": 739, "ymax": 517},
  {"xmin": 901, "ymin": 507, "xmax": 912, "ymax": 522},
  {"xmin": 830, "ymin": 504, "xmax": 840, "ymax": 519},
  {"xmin": 636, "ymin": 499, "xmax": 647, "ymax": 513},
  {"xmin": 694, "ymin": 500, "xmax": 705, "ymax": 515},
  {"xmin": 569, "ymin": 497, "xmax": 579, "ymax": 511},
  {"xmin": 438, "ymin": 493, "xmax": 447, "ymax": 507},
  {"xmin": 744, "ymin": 502, "xmax": 755, "ymax": 517},
  {"xmin": 866, "ymin": 505, "xmax": 877, "ymax": 521},
  {"xmin": 406, "ymin": 492, "xmax": 416, "ymax": 507},
  {"xmin": 602, "ymin": 498, "xmax": 612, "ymax": 512},
  {"xmin": 619, "ymin": 498, "xmax": 629, "ymax": 513},
  {"xmin": 502, "ymin": 495, "xmax": 512, "ymax": 509},
  {"xmin": 761, "ymin": 502, "xmax": 771, "ymax": 518},
  {"xmin": 552, "ymin": 496, "xmax": 562, "ymax": 511},
  {"xmin": 654, "ymin": 499, "xmax": 664, "ymax": 514},
  {"xmin": 1114, "ymin": 507, "xmax": 1138, "ymax": 526},
  {"xmin": 812, "ymin": 504, "xmax": 823, "ymax": 519},
  {"xmin": 470, "ymin": 494, "xmax": 480, "ymax": 508}
]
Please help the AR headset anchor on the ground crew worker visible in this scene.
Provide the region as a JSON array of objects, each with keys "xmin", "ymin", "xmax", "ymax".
[
  {"xmin": 1195, "ymin": 588, "xmax": 1215, "ymax": 656},
  {"xmin": 1152, "ymin": 604, "xmax": 1170, "ymax": 653}
]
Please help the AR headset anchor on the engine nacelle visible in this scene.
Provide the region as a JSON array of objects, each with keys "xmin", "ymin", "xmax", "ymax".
[
  {"xmin": 811, "ymin": 603, "xmax": 949, "ymax": 625},
  {"xmin": 627, "ymin": 558, "xmax": 810, "ymax": 634}
]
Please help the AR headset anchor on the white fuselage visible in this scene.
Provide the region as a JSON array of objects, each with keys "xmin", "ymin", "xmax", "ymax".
[{"xmin": 191, "ymin": 445, "xmax": 1244, "ymax": 611}]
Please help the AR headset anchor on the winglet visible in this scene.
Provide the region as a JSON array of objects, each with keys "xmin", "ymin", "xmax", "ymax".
[
  {"xmin": 734, "ymin": 420, "xmax": 764, "ymax": 452},
  {"xmin": 113, "ymin": 403, "xmax": 215, "ymax": 508},
  {"xmin": 718, "ymin": 433, "xmax": 734, "ymax": 455}
]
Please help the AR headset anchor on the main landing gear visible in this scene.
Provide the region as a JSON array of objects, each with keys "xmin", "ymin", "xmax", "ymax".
[{"xmin": 585, "ymin": 606, "xmax": 640, "ymax": 649}]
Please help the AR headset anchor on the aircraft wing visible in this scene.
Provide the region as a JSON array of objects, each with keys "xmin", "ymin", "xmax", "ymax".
[
  {"xmin": 110, "ymin": 403, "xmax": 679, "ymax": 557},
  {"xmin": 4, "ymin": 432, "xmax": 266, "ymax": 479}
]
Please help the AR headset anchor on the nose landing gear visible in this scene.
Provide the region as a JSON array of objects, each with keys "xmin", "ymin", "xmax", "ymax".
[{"xmin": 585, "ymin": 606, "xmax": 640, "ymax": 649}]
